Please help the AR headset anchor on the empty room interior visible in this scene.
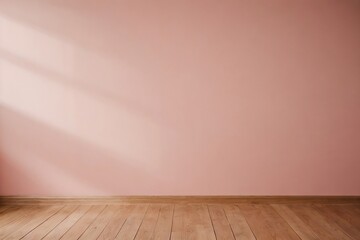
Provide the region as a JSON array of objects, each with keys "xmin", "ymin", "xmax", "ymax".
[{"xmin": 0, "ymin": 0, "xmax": 359, "ymax": 239}]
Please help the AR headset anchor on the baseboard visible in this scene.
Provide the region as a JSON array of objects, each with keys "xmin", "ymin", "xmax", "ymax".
[{"xmin": 0, "ymin": 196, "xmax": 359, "ymax": 205}]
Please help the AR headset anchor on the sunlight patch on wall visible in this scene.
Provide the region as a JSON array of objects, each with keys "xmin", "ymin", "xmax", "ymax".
[{"xmin": 0, "ymin": 16, "xmax": 169, "ymax": 173}]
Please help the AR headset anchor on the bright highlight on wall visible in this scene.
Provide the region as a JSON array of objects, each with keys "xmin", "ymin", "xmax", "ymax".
[{"xmin": 0, "ymin": 0, "xmax": 359, "ymax": 196}]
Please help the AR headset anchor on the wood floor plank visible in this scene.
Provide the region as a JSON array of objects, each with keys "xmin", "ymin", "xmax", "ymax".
[
  {"xmin": 43, "ymin": 205, "xmax": 91, "ymax": 240},
  {"xmin": 0, "ymin": 206, "xmax": 10, "ymax": 214},
  {"xmin": 152, "ymin": 204, "xmax": 174, "ymax": 240},
  {"xmin": 3, "ymin": 205, "xmax": 63, "ymax": 240},
  {"xmin": 237, "ymin": 204, "xmax": 300, "ymax": 240},
  {"xmin": 313, "ymin": 204, "xmax": 360, "ymax": 239},
  {"xmin": 0, "ymin": 206, "xmax": 23, "ymax": 228},
  {"xmin": 60, "ymin": 205, "xmax": 106, "ymax": 240},
  {"xmin": 272, "ymin": 204, "xmax": 320, "ymax": 240},
  {"xmin": 355, "ymin": 204, "xmax": 360, "ymax": 212},
  {"xmin": 97, "ymin": 205, "xmax": 135, "ymax": 240},
  {"xmin": 0, "ymin": 202, "xmax": 358, "ymax": 240},
  {"xmin": 115, "ymin": 204, "xmax": 149, "ymax": 240},
  {"xmin": 170, "ymin": 204, "xmax": 185, "ymax": 240},
  {"xmin": 223, "ymin": 204, "xmax": 255, "ymax": 240},
  {"xmin": 22, "ymin": 205, "xmax": 78, "ymax": 240},
  {"xmin": 134, "ymin": 204, "xmax": 161, "ymax": 239},
  {"xmin": 208, "ymin": 204, "xmax": 235, "ymax": 240},
  {"xmin": 288, "ymin": 204, "xmax": 353, "ymax": 240},
  {"xmin": 0, "ymin": 206, "xmax": 48, "ymax": 238},
  {"xmin": 78, "ymin": 205, "xmax": 116, "ymax": 240},
  {"xmin": 171, "ymin": 204, "xmax": 216, "ymax": 240},
  {"xmin": 326, "ymin": 204, "xmax": 360, "ymax": 229}
]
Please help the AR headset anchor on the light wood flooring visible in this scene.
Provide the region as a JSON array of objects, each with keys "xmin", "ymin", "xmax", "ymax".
[{"xmin": 0, "ymin": 203, "xmax": 359, "ymax": 239}]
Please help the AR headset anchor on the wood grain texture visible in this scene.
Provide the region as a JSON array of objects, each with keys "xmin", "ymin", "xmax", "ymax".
[
  {"xmin": 78, "ymin": 205, "xmax": 116, "ymax": 240},
  {"xmin": 208, "ymin": 204, "xmax": 235, "ymax": 240},
  {"xmin": 313, "ymin": 204, "xmax": 360, "ymax": 239},
  {"xmin": 272, "ymin": 204, "xmax": 319, "ymax": 240},
  {"xmin": 98, "ymin": 205, "xmax": 134, "ymax": 240},
  {"xmin": 60, "ymin": 205, "xmax": 106, "ymax": 240},
  {"xmin": 0, "ymin": 206, "xmax": 24, "ymax": 228},
  {"xmin": 172, "ymin": 204, "xmax": 216, "ymax": 240},
  {"xmin": 134, "ymin": 204, "xmax": 161, "ymax": 239},
  {"xmin": 0, "ymin": 206, "xmax": 10, "ymax": 214},
  {"xmin": 115, "ymin": 204, "xmax": 148, "ymax": 240},
  {"xmin": 326, "ymin": 204, "xmax": 360, "ymax": 230},
  {"xmin": 0, "ymin": 202, "xmax": 359, "ymax": 240},
  {"xmin": 170, "ymin": 204, "xmax": 185, "ymax": 240},
  {"xmin": 22, "ymin": 205, "xmax": 78, "ymax": 240},
  {"xmin": 237, "ymin": 204, "xmax": 301, "ymax": 240},
  {"xmin": 3, "ymin": 205, "xmax": 62, "ymax": 240},
  {"xmin": 0, "ymin": 206, "xmax": 46, "ymax": 238},
  {"xmin": 222, "ymin": 204, "xmax": 255, "ymax": 240},
  {"xmin": 42, "ymin": 205, "xmax": 90, "ymax": 240},
  {"xmin": 288, "ymin": 204, "xmax": 353, "ymax": 240},
  {"xmin": 152, "ymin": 204, "xmax": 174, "ymax": 240}
]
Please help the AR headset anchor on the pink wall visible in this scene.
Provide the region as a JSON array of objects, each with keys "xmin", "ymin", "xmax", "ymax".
[{"xmin": 0, "ymin": 0, "xmax": 359, "ymax": 196}]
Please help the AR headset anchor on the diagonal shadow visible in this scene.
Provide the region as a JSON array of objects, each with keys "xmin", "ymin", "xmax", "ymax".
[
  {"xmin": 0, "ymin": 47, "xmax": 177, "ymax": 129},
  {"xmin": 0, "ymin": 105, "xmax": 170, "ymax": 196}
]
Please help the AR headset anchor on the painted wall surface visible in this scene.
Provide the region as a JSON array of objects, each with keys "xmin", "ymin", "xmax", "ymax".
[{"xmin": 0, "ymin": 0, "xmax": 359, "ymax": 196}]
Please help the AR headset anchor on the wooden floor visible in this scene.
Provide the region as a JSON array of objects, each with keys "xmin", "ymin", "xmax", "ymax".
[{"xmin": 0, "ymin": 203, "xmax": 359, "ymax": 239}]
